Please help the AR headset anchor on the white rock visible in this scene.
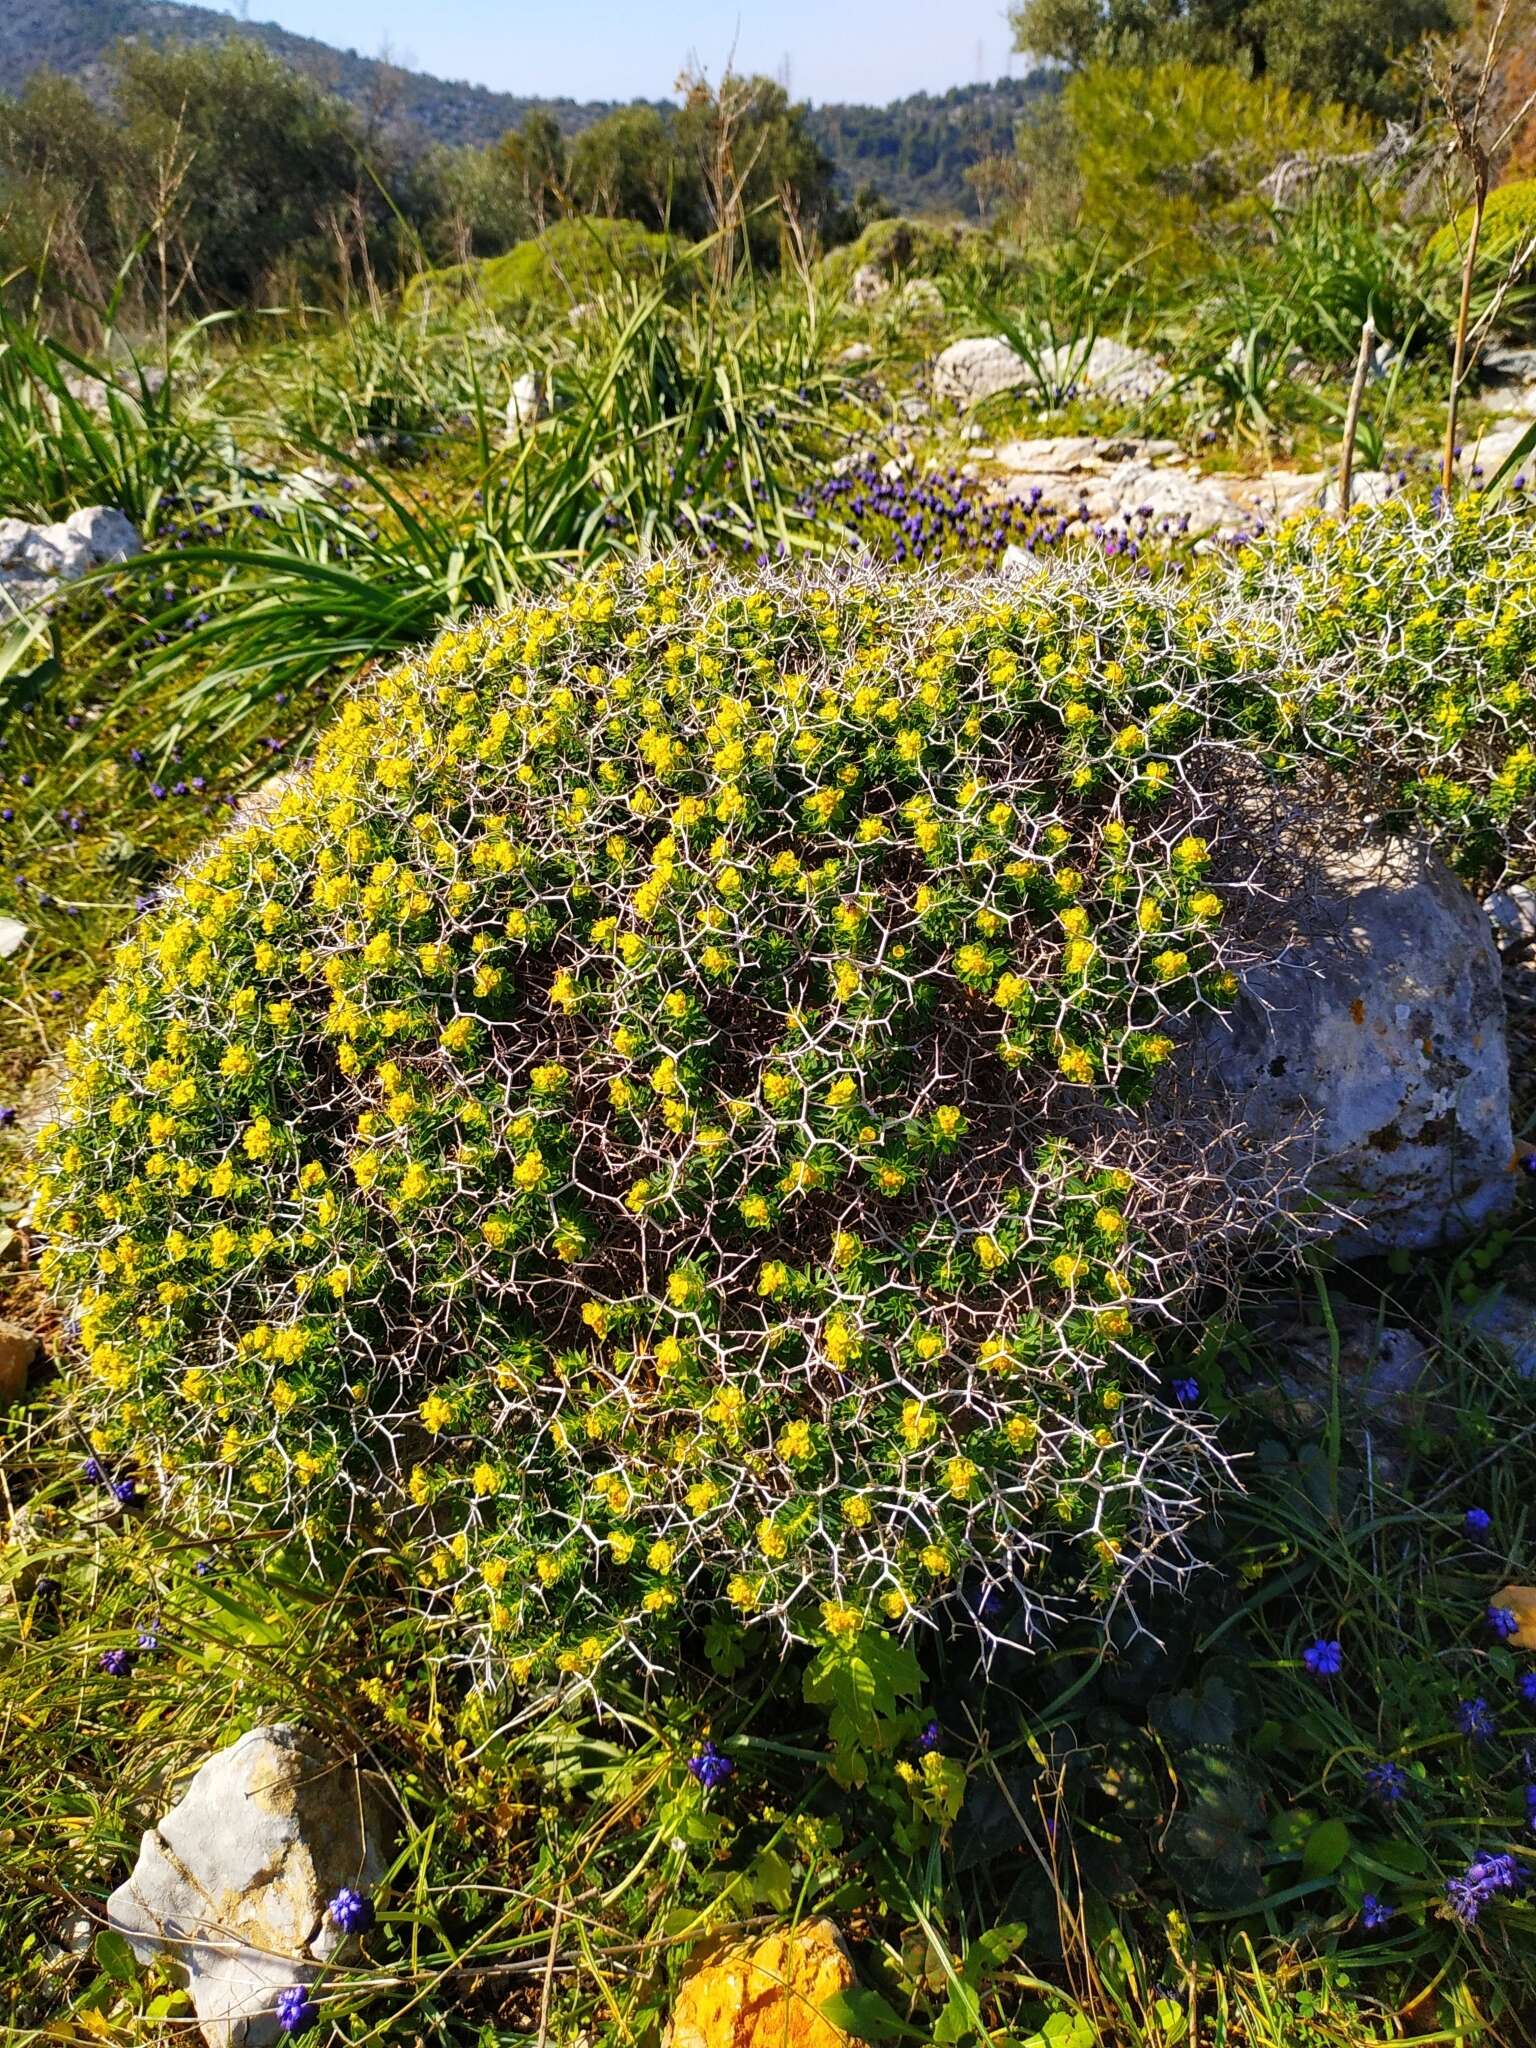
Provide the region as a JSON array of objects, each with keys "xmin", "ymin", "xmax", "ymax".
[
  {"xmin": 993, "ymin": 434, "xmax": 1104, "ymax": 474},
  {"xmin": 0, "ymin": 917, "xmax": 27, "ymax": 959},
  {"xmin": 0, "ymin": 506, "xmax": 140, "ymax": 609},
  {"xmin": 1203, "ymin": 834, "xmax": 1514, "ymax": 1253},
  {"xmin": 933, "ymin": 336, "xmax": 1032, "ymax": 407},
  {"xmin": 898, "ymin": 277, "xmax": 945, "ymax": 318},
  {"xmin": 1318, "ymin": 469, "xmax": 1395, "ymax": 513},
  {"xmin": 935, "ymin": 334, "xmax": 1169, "ymax": 410},
  {"xmin": 108, "ymin": 1724, "xmax": 391, "ymax": 2048},
  {"xmin": 834, "ymin": 341, "xmax": 874, "ymax": 367},
  {"xmin": 848, "ymin": 264, "xmax": 888, "ymax": 308},
  {"xmin": 1486, "ymin": 883, "xmax": 1536, "ymax": 949},
  {"xmin": 1038, "ymin": 336, "xmax": 1171, "ymax": 404},
  {"xmin": 505, "ymin": 372, "xmax": 548, "ymax": 431},
  {"xmin": 1460, "ymin": 419, "xmax": 1534, "ymax": 478}
]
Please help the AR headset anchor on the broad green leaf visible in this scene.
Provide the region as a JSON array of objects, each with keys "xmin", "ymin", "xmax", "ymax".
[{"xmin": 1301, "ymin": 1817, "xmax": 1352, "ymax": 1878}]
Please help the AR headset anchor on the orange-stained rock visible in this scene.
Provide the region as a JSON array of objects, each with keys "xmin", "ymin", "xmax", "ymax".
[
  {"xmin": 666, "ymin": 1917, "xmax": 864, "ymax": 2048},
  {"xmin": 0, "ymin": 1320, "xmax": 38, "ymax": 1404},
  {"xmin": 1494, "ymin": 1586, "xmax": 1536, "ymax": 1649}
]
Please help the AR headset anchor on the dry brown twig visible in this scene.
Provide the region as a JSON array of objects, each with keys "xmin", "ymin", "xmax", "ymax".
[{"xmin": 1425, "ymin": 1, "xmax": 1536, "ymax": 494}]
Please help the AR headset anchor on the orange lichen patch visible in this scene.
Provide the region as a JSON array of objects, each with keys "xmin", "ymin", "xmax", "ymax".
[{"xmin": 667, "ymin": 1917, "xmax": 864, "ymax": 2048}]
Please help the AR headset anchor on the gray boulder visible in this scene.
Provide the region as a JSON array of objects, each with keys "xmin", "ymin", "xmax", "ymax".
[
  {"xmin": 1204, "ymin": 834, "xmax": 1514, "ymax": 1252},
  {"xmin": 108, "ymin": 1724, "xmax": 391, "ymax": 2048}
]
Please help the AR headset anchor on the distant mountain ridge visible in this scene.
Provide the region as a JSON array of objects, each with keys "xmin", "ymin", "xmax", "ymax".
[{"xmin": 1, "ymin": 0, "xmax": 1054, "ymax": 214}]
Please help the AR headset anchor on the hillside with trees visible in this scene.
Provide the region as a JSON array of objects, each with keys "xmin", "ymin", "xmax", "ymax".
[{"xmin": 3, "ymin": 0, "xmax": 1055, "ymax": 217}]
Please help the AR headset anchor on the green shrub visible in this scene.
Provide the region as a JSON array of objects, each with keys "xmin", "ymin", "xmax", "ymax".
[
  {"xmin": 1425, "ymin": 176, "xmax": 1536, "ymax": 336},
  {"xmin": 1067, "ymin": 59, "xmax": 1372, "ymax": 265},
  {"xmin": 819, "ymin": 215, "xmax": 988, "ymax": 295},
  {"xmin": 404, "ymin": 217, "xmax": 679, "ymax": 320},
  {"xmin": 33, "ymin": 503, "xmax": 1536, "ymax": 1695}
]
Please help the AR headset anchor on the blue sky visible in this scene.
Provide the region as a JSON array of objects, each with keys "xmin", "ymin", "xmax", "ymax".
[{"xmin": 202, "ymin": 0, "xmax": 1023, "ymax": 106}]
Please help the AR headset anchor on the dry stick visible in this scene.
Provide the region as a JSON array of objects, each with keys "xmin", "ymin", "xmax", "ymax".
[
  {"xmin": 1338, "ymin": 313, "xmax": 1376, "ymax": 514},
  {"xmin": 1442, "ymin": 176, "xmax": 1487, "ymax": 498}
]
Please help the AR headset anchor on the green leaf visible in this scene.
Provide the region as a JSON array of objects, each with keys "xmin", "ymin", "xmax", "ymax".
[
  {"xmin": 803, "ymin": 1626, "xmax": 921, "ymax": 1762},
  {"xmin": 703, "ymin": 1618, "xmax": 747, "ymax": 1676},
  {"xmin": 1149, "ymin": 1675, "xmax": 1241, "ymax": 1750},
  {"xmin": 94, "ymin": 1930, "xmax": 137, "ymax": 1984},
  {"xmin": 932, "ymin": 1981, "xmax": 984, "ymax": 2043},
  {"xmin": 1301, "ymin": 1818, "xmax": 1352, "ymax": 1878},
  {"xmin": 819, "ymin": 1987, "xmax": 927, "ymax": 2042},
  {"xmin": 750, "ymin": 1845, "xmax": 793, "ymax": 1912}
]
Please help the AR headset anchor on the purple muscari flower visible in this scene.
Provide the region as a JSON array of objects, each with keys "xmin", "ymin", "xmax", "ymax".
[
  {"xmin": 112, "ymin": 1477, "xmax": 140, "ymax": 1507},
  {"xmin": 687, "ymin": 1739, "xmax": 735, "ymax": 1790},
  {"xmin": 1456, "ymin": 1696, "xmax": 1497, "ymax": 1741},
  {"xmin": 1365, "ymin": 1759, "xmax": 1408, "ymax": 1804},
  {"xmin": 1490, "ymin": 1605, "xmax": 1520, "ymax": 1640},
  {"xmin": 1303, "ymin": 1638, "xmax": 1343, "ymax": 1678},
  {"xmin": 1446, "ymin": 1850, "xmax": 1523, "ymax": 1923},
  {"xmin": 274, "ymin": 1986, "xmax": 316, "ymax": 2035},
  {"xmin": 1171, "ymin": 1377, "xmax": 1200, "ymax": 1406},
  {"xmin": 1465, "ymin": 1507, "xmax": 1493, "ymax": 1536},
  {"xmin": 1521, "ymin": 1672, "xmax": 1536, "ymax": 1706},
  {"xmin": 83, "ymin": 1458, "xmax": 104, "ymax": 1485},
  {"xmin": 917, "ymin": 1719, "xmax": 941, "ymax": 1754},
  {"xmin": 328, "ymin": 1886, "xmax": 372, "ymax": 1935},
  {"xmin": 1360, "ymin": 1893, "xmax": 1393, "ymax": 1931},
  {"xmin": 99, "ymin": 1648, "xmax": 133, "ymax": 1678},
  {"xmin": 137, "ymin": 1628, "xmax": 159, "ymax": 1653}
]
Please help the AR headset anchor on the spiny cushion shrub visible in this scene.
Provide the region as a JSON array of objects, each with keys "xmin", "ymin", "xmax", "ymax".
[{"xmin": 32, "ymin": 500, "xmax": 1536, "ymax": 1694}]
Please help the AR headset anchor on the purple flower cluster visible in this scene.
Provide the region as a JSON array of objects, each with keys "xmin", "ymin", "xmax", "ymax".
[
  {"xmin": 1445, "ymin": 1850, "xmax": 1523, "ymax": 1924},
  {"xmin": 801, "ymin": 457, "xmax": 1187, "ymax": 572},
  {"xmin": 687, "ymin": 1739, "xmax": 735, "ymax": 1790},
  {"xmin": 1455, "ymin": 1696, "xmax": 1497, "ymax": 1742},
  {"xmin": 328, "ymin": 1886, "xmax": 373, "ymax": 1935},
  {"xmin": 1364, "ymin": 1759, "xmax": 1408, "ymax": 1804},
  {"xmin": 274, "ymin": 1985, "xmax": 316, "ymax": 2036},
  {"xmin": 1303, "ymin": 1638, "xmax": 1343, "ymax": 1679}
]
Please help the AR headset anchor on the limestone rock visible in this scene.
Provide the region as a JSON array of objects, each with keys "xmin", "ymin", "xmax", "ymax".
[
  {"xmin": 108, "ymin": 1724, "xmax": 391, "ymax": 2048},
  {"xmin": 848, "ymin": 264, "xmax": 888, "ymax": 308},
  {"xmin": 1203, "ymin": 834, "xmax": 1514, "ymax": 1252},
  {"xmin": 0, "ymin": 1320, "xmax": 39, "ymax": 1404},
  {"xmin": 667, "ymin": 1918, "xmax": 863, "ymax": 2048},
  {"xmin": 1454, "ymin": 1293, "xmax": 1536, "ymax": 1378},
  {"xmin": 935, "ymin": 334, "xmax": 1169, "ymax": 408},
  {"xmin": 1486, "ymin": 884, "xmax": 1536, "ymax": 952},
  {"xmin": 505, "ymin": 372, "xmax": 548, "ymax": 431},
  {"xmin": 0, "ymin": 916, "xmax": 27, "ymax": 959},
  {"xmin": 0, "ymin": 505, "xmax": 139, "ymax": 609},
  {"xmin": 933, "ymin": 336, "xmax": 1031, "ymax": 407}
]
